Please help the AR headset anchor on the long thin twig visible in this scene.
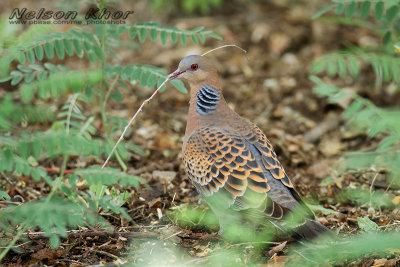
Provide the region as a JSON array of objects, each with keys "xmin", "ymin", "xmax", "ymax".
[
  {"xmin": 101, "ymin": 74, "xmax": 173, "ymax": 168},
  {"xmin": 91, "ymin": 249, "xmax": 120, "ymax": 260},
  {"xmin": 25, "ymin": 229, "xmax": 158, "ymax": 240},
  {"xmin": 369, "ymin": 172, "xmax": 379, "ymax": 208},
  {"xmin": 201, "ymin": 44, "xmax": 247, "ymax": 57},
  {"xmin": 164, "ymin": 230, "xmax": 182, "ymax": 240}
]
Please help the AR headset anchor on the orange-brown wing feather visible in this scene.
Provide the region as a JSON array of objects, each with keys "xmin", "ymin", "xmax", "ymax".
[
  {"xmin": 183, "ymin": 126, "xmax": 310, "ymax": 219},
  {"xmin": 183, "ymin": 128, "xmax": 268, "ymax": 197},
  {"xmin": 242, "ymin": 125, "xmax": 293, "ymax": 188},
  {"xmin": 240, "ymin": 123, "xmax": 314, "ymax": 217}
]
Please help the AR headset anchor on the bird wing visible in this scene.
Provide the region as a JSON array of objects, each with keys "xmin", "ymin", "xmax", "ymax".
[{"xmin": 183, "ymin": 126, "xmax": 314, "ymax": 220}]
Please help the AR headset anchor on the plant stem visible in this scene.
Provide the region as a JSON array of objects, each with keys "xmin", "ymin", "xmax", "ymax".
[
  {"xmin": 95, "ymin": 0, "xmax": 127, "ymax": 171},
  {"xmin": 99, "ymin": 0, "xmax": 107, "ymax": 134},
  {"xmin": 60, "ymin": 154, "xmax": 69, "ymax": 178},
  {"xmin": 45, "ymin": 155, "xmax": 68, "ymax": 202},
  {"xmin": 0, "ymin": 225, "xmax": 28, "ymax": 261},
  {"xmin": 98, "ymin": 0, "xmax": 107, "ymax": 136}
]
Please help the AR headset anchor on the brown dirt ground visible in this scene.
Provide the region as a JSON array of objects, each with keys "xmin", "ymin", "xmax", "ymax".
[{"xmin": 1, "ymin": 0, "xmax": 400, "ymax": 266}]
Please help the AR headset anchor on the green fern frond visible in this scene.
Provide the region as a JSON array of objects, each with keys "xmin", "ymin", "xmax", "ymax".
[
  {"xmin": 128, "ymin": 22, "xmax": 222, "ymax": 45},
  {"xmin": 1, "ymin": 63, "xmax": 101, "ymax": 102},
  {"xmin": 106, "ymin": 64, "xmax": 187, "ymax": 93},
  {"xmin": 352, "ymin": 103, "xmax": 400, "ymax": 137},
  {"xmin": 0, "ymin": 190, "xmax": 10, "ymax": 200},
  {"xmin": 0, "ymin": 147, "xmax": 49, "ymax": 182},
  {"xmin": 363, "ymin": 52, "xmax": 400, "ymax": 82},
  {"xmin": 340, "ymin": 187, "xmax": 394, "ymax": 208},
  {"xmin": 1, "ymin": 130, "xmax": 132, "ymax": 161},
  {"xmin": 2, "ymin": 22, "xmax": 221, "ymax": 66},
  {"xmin": 0, "ymin": 94, "xmax": 55, "ymax": 129},
  {"xmin": 0, "ymin": 16, "xmax": 54, "ymax": 51},
  {"xmin": 287, "ymin": 232, "xmax": 400, "ymax": 266},
  {"xmin": 311, "ymin": 75, "xmax": 400, "ymax": 135},
  {"xmin": 8, "ymin": 63, "xmax": 185, "ymax": 103},
  {"xmin": 58, "ymin": 93, "xmax": 96, "ymax": 139},
  {"xmin": 2, "ymin": 63, "xmax": 69, "ymax": 86},
  {"xmin": 74, "ymin": 166, "xmax": 141, "ymax": 187},
  {"xmin": 151, "ymin": 0, "xmax": 223, "ymax": 14},
  {"xmin": 18, "ymin": 68, "xmax": 102, "ymax": 102},
  {"xmin": 343, "ymin": 149, "xmax": 400, "ymax": 183},
  {"xmin": 313, "ymin": 1, "xmax": 400, "ymax": 21},
  {"xmin": 311, "ymin": 51, "xmax": 360, "ymax": 77},
  {"xmin": 311, "ymin": 50, "xmax": 400, "ymax": 83},
  {"xmin": 0, "ymin": 195, "xmax": 111, "ymax": 248},
  {"xmin": 82, "ymin": 190, "xmax": 132, "ymax": 220},
  {"xmin": 16, "ymin": 24, "xmax": 56, "ymax": 47},
  {"xmin": 310, "ymin": 76, "xmax": 400, "ymax": 181},
  {"xmin": 313, "ymin": 0, "xmax": 400, "ymax": 45},
  {"xmin": 5, "ymin": 29, "xmax": 104, "ymax": 65},
  {"xmin": 0, "ymin": 16, "xmax": 54, "ymax": 76},
  {"xmin": 0, "ymin": 114, "xmax": 11, "ymax": 131}
]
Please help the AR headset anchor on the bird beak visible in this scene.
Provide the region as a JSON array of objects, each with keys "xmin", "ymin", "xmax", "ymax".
[{"xmin": 169, "ymin": 69, "xmax": 186, "ymax": 80}]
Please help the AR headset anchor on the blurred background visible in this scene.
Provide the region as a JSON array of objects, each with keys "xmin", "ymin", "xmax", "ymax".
[{"xmin": 1, "ymin": 0, "xmax": 400, "ymax": 266}]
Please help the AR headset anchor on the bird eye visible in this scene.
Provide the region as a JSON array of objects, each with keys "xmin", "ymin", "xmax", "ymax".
[{"xmin": 190, "ymin": 64, "xmax": 199, "ymax": 71}]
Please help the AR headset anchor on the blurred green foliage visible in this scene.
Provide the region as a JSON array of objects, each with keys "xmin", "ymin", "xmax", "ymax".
[
  {"xmin": 307, "ymin": 0, "xmax": 400, "ymax": 264},
  {"xmin": 2, "ymin": 0, "xmax": 399, "ymax": 265},
  {"xmin": 152, "ymin": 0, "xmax": 223, "ymax": 14},
  {"xmin": 0, "ymin": 0, "xmax": 221, "ymax": 260},
  {"xmin": 311, "ymin": 0, "xmax": 400, "ymax": 184},
  {"xmin": 287, "ymin": 232, "xmax": 400, "ymax": 266}
]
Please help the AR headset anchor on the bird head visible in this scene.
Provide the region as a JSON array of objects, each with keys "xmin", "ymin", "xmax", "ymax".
[{"xmin": 170, "ymin": 55, "xmax": 219, "ymax": 88}]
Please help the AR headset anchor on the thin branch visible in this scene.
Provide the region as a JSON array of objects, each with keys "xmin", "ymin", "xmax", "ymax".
[
  {"xmin": 201, "ymin": 44, "xmax": 247, "ymax": 58},
  {"xmin": 369, "ymin": 172, "xmax": 379, "ymax": 208},
  {"xmin": 0, "ymin": 241, "xmax": 31, "ymax": 249},
  {"xmin": 66, "ymin": 94, "xmax": 79, "ymax": 135},
  {"xmin": 25, "ymin": 230, "xmax": 159, "ymax": 240},
  {"xmin": 60, "ymin": 259, "xmax": 85, "ymax": 266},
  {"xmin": 91, "ymin": 249, "xmax": 119, "ymax": 260},
  {"xmin": 104, "ymin": 75, "xmax": 120, "ymax": 105},
  {"xmin": 164, "ymin": 230, "xmax": 182, "ymax": 240}
]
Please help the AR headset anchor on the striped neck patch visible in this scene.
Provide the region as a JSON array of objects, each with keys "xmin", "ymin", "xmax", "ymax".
[{"xmin": 196, "ymin": 84, "xmax": 221, "ymax": 115}]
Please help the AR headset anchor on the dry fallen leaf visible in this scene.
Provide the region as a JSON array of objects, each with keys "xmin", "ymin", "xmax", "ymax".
[
  {"xmin": 31, "ymin": 248, "xmax": 66, "ymax": 260},
  {"xmin": 384, "ymin": 259, "xmax": 397, "ymax": 267},
  {"xmin": 319, "ymin": 136, "xmax": 343, "ymax": 157},
  {"xmin": 196, "ymin": 247, "xmax": 212, "ymax": 257},
  {"xmin": 148, "ymin": 197, "xmax": 162, "ymax": 209},
  {"xmin": 153, "ymin": 131, "xmax": 178, "ymax": 150},
  {"xmin": 269, "ymin": 33, "xmax": 291, "ymax": 55},
  {"xmin": 372, "ymin": 258, "xmax": 387, "ymax": 267},
  {"xmin": 152, "ymin": 170, "xmax": 177, "ymax": 184},
  {"xmin": 308, "ymin": 159, "xmax": 334, "ymax": 179},
  {"xmin": 266, "ymin": 255, "xmax": 290, "ymax": 267},
  {"xmin": 392, "ymin": 195, "xmax": 400, "ymax": 206},
  {"xmin": 272, "ymin": 241, "xmax": 287, "ymax": 253}
]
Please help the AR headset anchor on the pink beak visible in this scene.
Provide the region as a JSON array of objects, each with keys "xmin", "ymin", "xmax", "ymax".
[{"xmin": 169, "ymin": 69, "xmax": 185, "ymax": 80}]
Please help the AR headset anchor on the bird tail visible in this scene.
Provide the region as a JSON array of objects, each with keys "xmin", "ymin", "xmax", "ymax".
[{"xmin": 293, "ymin": 219, "xmax": 331, "ymax": 240}]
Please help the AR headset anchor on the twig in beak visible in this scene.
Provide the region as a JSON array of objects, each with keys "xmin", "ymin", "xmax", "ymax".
[{"xmin": 169, "ymin": 69, "xmax": 186, "ymax": 80}]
